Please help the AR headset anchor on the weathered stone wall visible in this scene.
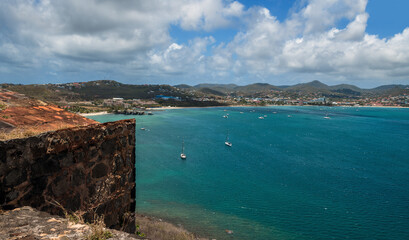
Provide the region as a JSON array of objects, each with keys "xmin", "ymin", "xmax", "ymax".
[{"xmin": 0, "ymin": 119, "xmax": 136, "ymax": 233}]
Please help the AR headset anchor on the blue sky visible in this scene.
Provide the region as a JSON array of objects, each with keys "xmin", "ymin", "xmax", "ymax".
[{"xmin": 0, "ymin": 0, "xmax": 408, "ymax": 88}]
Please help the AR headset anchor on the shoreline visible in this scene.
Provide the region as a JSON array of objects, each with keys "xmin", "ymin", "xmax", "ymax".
[
  {"xmin": 153, "ymin": 104, "xmax": 408, "ymax": 110},
  {"xmin": 135, "ymin": 213, "xmax": 207, "ymax": 240},
  {"xmin": 79, "ymin": 105, "xmax": 408, "ymax": 116},
  {"xmin": 79, "ymin": 111, "xmax": 108, "ymax": 116}
]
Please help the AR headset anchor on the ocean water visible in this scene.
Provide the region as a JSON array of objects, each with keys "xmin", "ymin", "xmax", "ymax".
[{"xmin": 89, "ymin": 106, "xmax": 409, "ymax": 240}]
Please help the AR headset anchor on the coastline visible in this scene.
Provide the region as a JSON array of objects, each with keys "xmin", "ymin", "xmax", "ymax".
[
  {"xmin": 79, "ymin": 111, "xmax": 109, "ymax": 116},
  {"xmin": 135, "ymin": 213, "xmax": 207, "ymax": 240},
  {"xmin": 79, "ymin": 105, "xmax": 408, "ymax": 116},
  {"xmin": 152, "ymin": 104, "xmax": 408, "ymax": 110}
]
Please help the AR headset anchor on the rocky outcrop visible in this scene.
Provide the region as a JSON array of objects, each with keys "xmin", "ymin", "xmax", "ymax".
[
  {"xmin": 0, "ymin": 119, "xmax": 136, "ymax": 233},
  {"xmin": 0, "ymin": 89, "xmax": 97, "ymax": 140},
  {"xmin": 0, "ymin": 206, "xmax": 141, "ymax": 239}
]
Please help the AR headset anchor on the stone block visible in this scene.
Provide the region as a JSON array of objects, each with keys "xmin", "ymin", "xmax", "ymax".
[
  {"xmin": 31, "ymin": 157, "xmax": 60, "ymax": 178},
  {"xmin": 101, "ymin": 138, "xmax": 117, "ymax": 155},
  {"xmin": 5, "ymin": 190, "xmax": 19, "ymax": 202},
  {"xmin": 66, "ymin": 193, "xmax": 81, "ymax": 212},
  {"xmin": 72, "ymin": 167, "xmax": 85, "ymax": 186},
  {"xmin": 73, "ymin": 150, "xmax": 84, "ymax": 163},
  {"xmin": 5, "ymin": 169, "xmax": 26, "ymax": 187},
  {"xmin": 50, "ymin": 173, "xmax": 69, "ymax": 197},
  {"xmin": 1, "ymin": 119, "xmax": 136, "ymax": 233},
  {"xmin": 60, "ymin": 151, "xmax": 74, "ymax": 167},
  {"xmin": 92, "ymin": 163, "xmax": 108, "ymax": 179}
]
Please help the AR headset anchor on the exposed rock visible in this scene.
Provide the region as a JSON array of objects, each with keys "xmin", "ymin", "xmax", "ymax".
[
  {"xmin": 0, "ymin": 89, "xmax": 97, "ymax": 141},
  {"xmin": 92, "ymin": 163, "xmax": 108, "ymax": 179},
  {"xmin": 0, "ymin": 206, "xmax": 141, "ymax": 240},
  {"xmin": 0, "ymin": 119, "xmax": 136, "ymax": 233}
]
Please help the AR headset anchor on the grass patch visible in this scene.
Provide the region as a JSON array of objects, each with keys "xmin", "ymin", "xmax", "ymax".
[
  {"xmin": 85, "ymin": 215, "xmax": 113, "ymax": 240},
  {"xmin": 0, "ymin": 128, "xmax": 39, "ymax": 141},
  {"xmin": 0, "ymin": 123, "xmax": 74, "ymax": 141},
  {"xmin": 0, "ymin": 100, "xmax": 7, "ymax": 110},
  {"xmin": 47, "ymin": 199, "xmax": 114, "ymax": 240},
  {"xmin": 135, "ymin": 214, "xmax": 207, "ymax": 240}
]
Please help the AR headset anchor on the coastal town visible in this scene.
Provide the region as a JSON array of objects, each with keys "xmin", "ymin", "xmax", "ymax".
[
  {"xmin": 58, "ymin": 80, "xmax": 409, "ymax": 112},
  {"xmin": 90, "ymin": 92, "xmax": 409, "ymax": 113},
  {"xmin": 1, "ymin": 80, "xmax": 408, "ymax": 116}
]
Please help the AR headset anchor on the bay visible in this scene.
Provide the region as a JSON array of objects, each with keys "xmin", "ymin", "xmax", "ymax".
[{"xmin": 89, "ymin": 106, "xmax": 409, "ymax": 240}]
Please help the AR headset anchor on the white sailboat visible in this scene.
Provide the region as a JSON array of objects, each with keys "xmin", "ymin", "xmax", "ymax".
[
  {"xmin": 180, "ymin": 140, "xmax": 186, "ymax": 159},
  {"xmin": 324, "ymin": 113, "xmax": 330, "ymax": 119},
  {"xmin": 225, "ymin": 130, "xmax": 232, "ymax": 147}
]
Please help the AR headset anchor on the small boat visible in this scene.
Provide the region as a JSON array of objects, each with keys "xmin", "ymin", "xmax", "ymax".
[
  {"xmin": 223, "ymin": 115, "xmax": 228, "ymax": 118},
  {"xmin": 225, "ymin": 229, "xmax": 233, "ymax": 234},
  {"xmin": 324, "ymin": 113, "xmax": 330, "ymax": 119},
  {"xmin": 258, "ymin": 116, "xmax": 264, "ymax": 119},
  {"xmin": 240, "ymin": 112, "xmax": 244, "ymax": 114},
  {"xmin": 180, "ymin": 140, "xmax": 186, "ymax": 159},
  {"xmin": 264, "ymin": 115, "xmax": 267, "ymax": 117},
  {"xmin": 287, "ymin": 115, "xmax": 292, "ymax": 118},
  {"xmin": 225, "ymin": 130, "xmax": 232, "ymax": 147},
  {"xmin": 140, "ymin": 128, "xmax": 146, "ymax": 130},
  {"xmin": 147, "ymin": 111, "xmax": 153, "ymax": 115}
]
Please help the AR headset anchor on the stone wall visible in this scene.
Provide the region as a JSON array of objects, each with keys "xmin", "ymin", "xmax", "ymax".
[{"xmin": 0, "ymin": 119, "xmax": 136, "ymax": 233}]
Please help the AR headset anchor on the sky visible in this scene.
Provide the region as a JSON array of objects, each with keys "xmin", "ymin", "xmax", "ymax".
[{"xmin": 0, "ymin": 0, "xmax": 409, "ymax": 88}]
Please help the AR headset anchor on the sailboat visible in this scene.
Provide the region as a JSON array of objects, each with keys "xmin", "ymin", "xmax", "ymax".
[
  {"xmin": 324, "ymin": 113, "xmax": 330, "ymax": 119},
  {"xmin": 180, "ymin": 140, "xmax": 187, "ymax": 159},
  {"xmin": 225, "ymin": 130, "xmax": 232, "ymax": 147}
]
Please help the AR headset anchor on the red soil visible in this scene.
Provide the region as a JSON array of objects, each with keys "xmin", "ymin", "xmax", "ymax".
[{"xmin": 0, "ymin": 90, "xmax": 96, "ymax": 134}]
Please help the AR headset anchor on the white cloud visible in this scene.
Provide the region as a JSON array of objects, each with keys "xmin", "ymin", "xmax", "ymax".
[
  {"xmin": 148, "ymin": 37, "xmax": 215, "ymax": 75},
  {"xmin": 296, "ymin": 0, "xmax": 368, "ymax": 34},
  {"xmin": 179, "ymin": 0, "xmax": 244, "ymax": 31},
  {"xmin": 0, "ymin": 0, "xmax": 408, "ymax": 86},
  {"xmin": 0, "ymin": 0, "xmax": 241, "ymax": 69},
  {"xmin": 223, "ymin": 0, "xmax": 409, "ymax": 84}
]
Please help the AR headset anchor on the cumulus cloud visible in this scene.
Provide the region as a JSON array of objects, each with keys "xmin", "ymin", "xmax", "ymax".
[
  {"xmin": 224, "ymin": 0, "xmax": 409, "ymax": 84},
  {"xmin": 0, "ymin": 0, "xmax": 240, "ymax": 71},
  {"xmin": 149, "ymin": 37, "xmax": 215, "ymax": 75},
  {"xmin": 179, "ymin": 0, "xmax": 244, "ymax": 31},
  {"xmin": 0, "ymin": 0, "xmax": 408, "ymax": 86}
]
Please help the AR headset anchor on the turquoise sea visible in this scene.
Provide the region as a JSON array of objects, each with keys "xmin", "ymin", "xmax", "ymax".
[{"xmin": 90, "ymin": 106, "xmax": 409, "ymax": 240}]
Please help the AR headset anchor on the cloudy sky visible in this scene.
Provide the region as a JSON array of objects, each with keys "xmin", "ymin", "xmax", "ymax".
[{"xmin": 0, "ymin": 0, "xmax": 409, "ymax": 87}]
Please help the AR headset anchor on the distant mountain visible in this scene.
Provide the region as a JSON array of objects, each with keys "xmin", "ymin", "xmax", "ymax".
[
  {"xmin": 369, "ymin": 85, "xmax": 409, "ymax": 96},
  {"xmin": 286, "ymin": 80, "xmax": 330, "ymax": 92},
  {"xmin": 234, "ymin": 83, "xmax": 281, "ymax": 93},
  {"xmin": 175, "ymin": 81, "xmax": 409, "ymax": 97},
  {"xmin": 3, "ymin": 80, "xmax": 408, "ymax": 105},
  {"xmin": 1, "ymin": 80, "xmax": 188, "ymax": 103},
  {"xmin": 370, "ymin": 84, "xmax": 409, "ymax": 92},
  {"xmin": 277, "ymin": 85, "xmax": 291, "ymax": 89},
  {"xmin": 174, "ymin": 84, "xmax": 192, "ymax": 89},
  {"xmin": 70, "ymin": 80, "xmax": 187, "ymax": 100},
  {"xmin": 194, "ymin": 83, "xmax": 238, "ymax": 90},
  {"xmin": 329, "ymin": 84, "xmax": 363, "ymax": 92},
  {"xmin": 193, "ymin": 83, "xmax": 238, "ymax": 94},
  {"xmin": 197, "ymin": 87, "xmax": 226, "ymax": 96},
  {"xmin": 328, "ymin": 84, "xmax": 364, "ymax": 96}
]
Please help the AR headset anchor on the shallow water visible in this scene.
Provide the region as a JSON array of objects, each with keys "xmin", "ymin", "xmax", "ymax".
[{"xmin": 90, "ymin": 106, "xmax": 409, "ymax": 240}]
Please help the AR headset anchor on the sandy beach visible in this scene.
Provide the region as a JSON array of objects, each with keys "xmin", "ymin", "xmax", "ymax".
[{"xmin": 79, "ymin": 111, "xmax": 109, "ymax": 116}]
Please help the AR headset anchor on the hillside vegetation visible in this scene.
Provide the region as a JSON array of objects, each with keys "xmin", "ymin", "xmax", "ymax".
[{"xmin": 2, "ymin": 80, "xmax": 408, "ymax": 105}]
